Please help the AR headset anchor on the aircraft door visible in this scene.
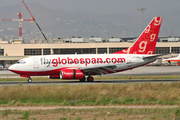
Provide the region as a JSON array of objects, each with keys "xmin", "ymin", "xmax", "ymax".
[
  {"xmin": 127, "ymin": 56, "xmax": 132, "ymax": 67},
  {"xmin": 33, "ymin": 58, "xmax": 39, "ymax": 69}
]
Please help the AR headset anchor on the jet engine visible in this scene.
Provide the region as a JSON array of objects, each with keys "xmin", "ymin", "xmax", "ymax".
[{"xmin": 60, "ymin": 69, "xmax": 84, "ymax": 79}]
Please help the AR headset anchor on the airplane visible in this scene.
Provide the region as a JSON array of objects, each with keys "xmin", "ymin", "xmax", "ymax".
[
  {"xmin": 9, "ymin": 17, "xmax": 163, "ymax": 83},
  {"xmin": 162, "ymin": 54, "xmax": 180, "ymax": 66}
]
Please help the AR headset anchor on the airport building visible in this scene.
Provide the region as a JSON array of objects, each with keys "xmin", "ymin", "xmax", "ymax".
[{"xmin": 0, "ymin": 37, "xmax": 180, "ymax": 68}]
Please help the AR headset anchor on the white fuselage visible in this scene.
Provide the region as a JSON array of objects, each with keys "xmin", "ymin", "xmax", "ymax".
[{"xmin": 9, "ymin": 54, "xmax": 156, "ymax": 76}]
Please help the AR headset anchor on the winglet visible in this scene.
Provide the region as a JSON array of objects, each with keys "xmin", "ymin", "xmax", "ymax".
[{"xmin": 113, "ymin": 17, "xmax": 162, "ymax": 54}]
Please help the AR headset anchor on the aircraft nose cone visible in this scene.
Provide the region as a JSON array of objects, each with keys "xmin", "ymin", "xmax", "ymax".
[
  {"xmin": 8, "ymin": 64, "xmax": 17, "ymax": 72},
  {"xmin": 8, "ymin": 65, "xmax": 13, "ymax": 71}
]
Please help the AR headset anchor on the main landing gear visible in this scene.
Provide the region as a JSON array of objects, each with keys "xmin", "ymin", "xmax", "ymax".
[
  {"xmin": 79, "ymin": 76, "xmax": 94, "ymax": 82},
  {"xmin": 87, "ymin": 76, "xmax": 94, "ymax": 82},
  {"xmin": 79, "ymin": 77, "xmax": 86, "ymax": 82},
  {"xmin": 27, "ymin": 78, "xmax": 32, "ymax": 83}
]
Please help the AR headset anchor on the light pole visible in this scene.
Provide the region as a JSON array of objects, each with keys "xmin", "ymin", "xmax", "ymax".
[{"xmin": 137, "ymin": 7, "xmax": 147, "ymax": 31}]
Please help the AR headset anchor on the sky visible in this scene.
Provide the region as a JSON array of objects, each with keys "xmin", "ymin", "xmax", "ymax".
[{"xmin": 0, "ymin": 0, "xmax": 180, "ymax": 15}]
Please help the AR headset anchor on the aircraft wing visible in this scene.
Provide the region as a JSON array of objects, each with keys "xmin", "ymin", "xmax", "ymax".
[{"xmin": 79, "ymin": 64, "xmax": 117, "ymax": 75}]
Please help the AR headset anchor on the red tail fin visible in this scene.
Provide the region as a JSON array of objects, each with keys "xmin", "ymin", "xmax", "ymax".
[{"xmin": 113, "ymin": 17, "xmax": 162, "ymax": 54}]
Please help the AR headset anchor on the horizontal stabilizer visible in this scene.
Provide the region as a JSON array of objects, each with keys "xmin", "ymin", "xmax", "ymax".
[{"xmin": 143, "ymin": 54, "xmax": 169, "ymax": 60}]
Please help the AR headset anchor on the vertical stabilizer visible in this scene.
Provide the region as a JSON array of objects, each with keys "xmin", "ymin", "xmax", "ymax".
[{"xmin": 113, "ymin": 17, "xmax": 162, "ymax": 54}]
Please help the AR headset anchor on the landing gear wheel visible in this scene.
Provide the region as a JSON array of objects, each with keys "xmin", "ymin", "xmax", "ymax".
[
  {"xmin": 27, "ymin": 78, "xmax": 32, "ymax": 83},
  {"xmin": 87, "ymin": 76, "xmax": 94, "ymax": 82},
  {"xmin": 79, "ymin": 77, "xmax": 86, "ymax": 82}
]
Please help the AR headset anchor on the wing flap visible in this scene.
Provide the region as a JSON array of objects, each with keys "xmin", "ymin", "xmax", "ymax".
[{"xmin": 79, "ymin": 64, "xmax": 117, "ymax": 75}]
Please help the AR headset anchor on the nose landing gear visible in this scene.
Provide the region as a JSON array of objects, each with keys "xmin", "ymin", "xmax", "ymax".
[
  {"xmin": 20, "ymin": 75, "xmax": 32, "ymax": 83},
  {"xmin": 27, "ymin": 78, "xmax": 32, "ymax": 83}
]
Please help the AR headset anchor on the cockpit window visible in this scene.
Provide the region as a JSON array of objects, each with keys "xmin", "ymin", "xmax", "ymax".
[{"xmin": 17, "ymin": 60, "xmax": 26, "ymax": 64}]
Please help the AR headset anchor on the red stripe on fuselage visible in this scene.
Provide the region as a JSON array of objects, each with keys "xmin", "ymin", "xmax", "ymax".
[{"xmin": 9, "ymin": 68, "xmax": 69, "ymax": 76}]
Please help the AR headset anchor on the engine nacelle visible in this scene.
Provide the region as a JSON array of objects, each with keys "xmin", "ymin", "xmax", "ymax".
[{"xmin": 60, "ymin": 69, "xmax": 84, "ymax": 79}]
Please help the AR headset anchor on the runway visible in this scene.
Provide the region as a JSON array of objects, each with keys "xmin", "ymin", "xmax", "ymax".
[
  {"xmin": 0, "ymin": 66, "xmax": 180, "ymax": 85},
  {"xmin": 0, "ymin": 79, "xmax": 180, "ymax": 86},
  {"xmin": 105, "ymin": 66, "xmax": 180, "ymax": 76}
]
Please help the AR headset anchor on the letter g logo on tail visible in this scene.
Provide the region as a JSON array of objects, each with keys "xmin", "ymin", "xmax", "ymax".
[{"xmin": 138, "ymin": 41, "xmax": 147, "ymax": 53}]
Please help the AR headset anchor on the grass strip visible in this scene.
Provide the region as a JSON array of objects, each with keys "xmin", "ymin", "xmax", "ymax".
[{"xmin": 0, "ymin": 82, "xmax": 180, "ymax": 106}]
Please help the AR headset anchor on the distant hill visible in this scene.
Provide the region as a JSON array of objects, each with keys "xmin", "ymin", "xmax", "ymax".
[{"xmin": 0, "ymin": 2, "xmax": 179, "ymax": 41}]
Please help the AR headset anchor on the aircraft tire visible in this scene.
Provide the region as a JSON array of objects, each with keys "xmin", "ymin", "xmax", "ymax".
[
  {"xmin": 87, "ymin": 76, "xmax": 94, "ymax": 82},
  {"xmin": 27, "ymin": 78, "xmax": 32, "ymax": 83}
]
